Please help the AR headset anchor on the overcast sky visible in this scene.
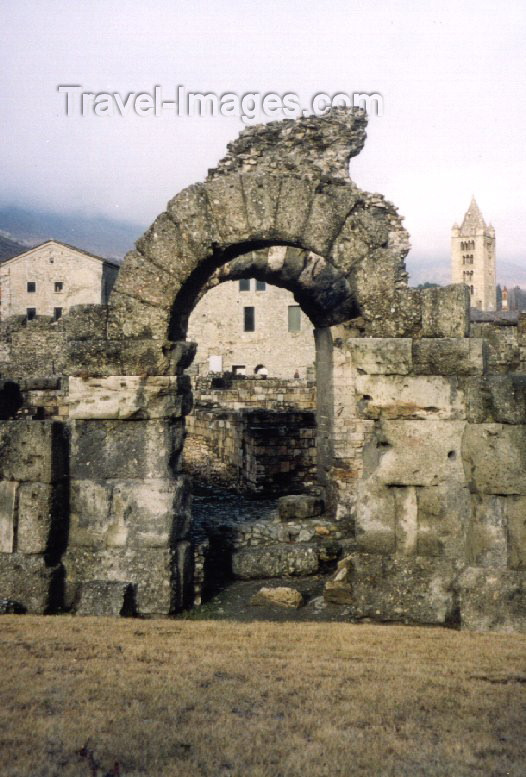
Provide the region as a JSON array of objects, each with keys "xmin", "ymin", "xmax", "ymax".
[{"xmin": 1, "ymin": 0, "xmax": 525, "ymax": 270}]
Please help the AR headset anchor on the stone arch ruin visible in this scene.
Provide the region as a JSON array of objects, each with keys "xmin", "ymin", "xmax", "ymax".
[{"xmin": 0, "ymin": 108, "xmax": 524, "ymax": 630}]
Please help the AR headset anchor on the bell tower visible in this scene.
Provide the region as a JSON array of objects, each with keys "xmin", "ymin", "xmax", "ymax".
[{"xmin": 451, "ymin": 197, "xmax": 496, "ymax": 311}]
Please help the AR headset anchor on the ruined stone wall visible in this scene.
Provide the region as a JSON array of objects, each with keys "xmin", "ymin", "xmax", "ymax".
[
  {"xmin": 0, "ymin": 316, "xmax": 67, "ymax": 379},
  {"xmin": 470, "ymin": 317, "xmax": 526, "ymax": 373},
  {"xmin": 0, "ymin": 306, "xmax": 196, "ymax": 616},
  {"xmin": 318, "ymin": 320, "xmax": 526, "ymax": 631},
  {"xmin": 0, "ymin": 107, "xmax": 524, "ymax": 630}
]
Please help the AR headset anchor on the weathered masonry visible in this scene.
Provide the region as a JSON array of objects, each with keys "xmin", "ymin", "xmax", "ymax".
[
  {"xmin": 0, "ymin": 108, "xmax": 524, "ymax": 630},
  {"xmin": 184, "ymin": 375, "xmax": 318, "ymax": 495}
]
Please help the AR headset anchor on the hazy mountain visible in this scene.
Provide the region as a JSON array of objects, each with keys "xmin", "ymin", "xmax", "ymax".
[
  {"xmin": 406, "ymin": 256, "xmax": 450, "ymax": 287},
  {"xmin": 0, "ymin": 234, "xmax": 27, "ymax": 262},
  {"xmin": 1, "ymin": 205, "xmax": 523, "ymax": 286},
  {"xmin": 0, "ymin": 205, "xmax": 145, "ymax": 260},
  {"xmin": 407, "ymin": 255, "xmax": 526, "ymax": 289}
]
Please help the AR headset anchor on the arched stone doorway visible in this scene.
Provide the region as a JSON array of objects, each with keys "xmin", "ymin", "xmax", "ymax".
[
  {"xmin": 63, "ymin": 107, "xmax": 411, "ymax": 616},
  {"xmin": 3, "ymin": 107, "xmax": 522, "ymax": 631}
]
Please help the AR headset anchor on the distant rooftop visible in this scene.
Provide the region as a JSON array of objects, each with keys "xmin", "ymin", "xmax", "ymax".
[{"xmin": 0, "ymin": 239, "xmax": 120, "ymax": 268}]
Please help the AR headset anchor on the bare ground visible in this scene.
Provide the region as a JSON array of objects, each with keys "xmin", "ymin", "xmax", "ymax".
[{"xmin": 0, "ymin": 616, "xmax": 524, "ymax": 777}]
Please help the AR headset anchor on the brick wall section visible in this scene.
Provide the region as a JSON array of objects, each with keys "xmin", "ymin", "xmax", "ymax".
[
  {"xmin": 185, "ymin": 376, "xmax": 318, "ymax": 495},
  {"xmin": 190, "ymin": 375, "xmax": 316, "ymax": 411},
  {"xmin": 184, "ymin": 408, "xmax": 317, "ymax": 496}
]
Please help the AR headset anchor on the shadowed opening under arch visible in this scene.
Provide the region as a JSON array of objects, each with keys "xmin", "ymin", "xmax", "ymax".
[{"xmin": 168, "ymin": 239, "xmax": 359, "ymax": 340}]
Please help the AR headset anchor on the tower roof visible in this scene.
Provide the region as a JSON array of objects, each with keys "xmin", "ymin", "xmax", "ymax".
[{"xmin": 460, "ymin": 196, "xmax": 487, "ymax": 233}]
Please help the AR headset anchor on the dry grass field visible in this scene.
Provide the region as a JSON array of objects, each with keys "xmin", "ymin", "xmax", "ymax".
[{"xmin": 0, "ymin": 617, "xmax": 524, "ymax": 777}]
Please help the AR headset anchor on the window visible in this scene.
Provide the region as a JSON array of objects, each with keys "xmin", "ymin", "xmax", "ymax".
[
  {"xmin": 239, "ymin": 278, "xmax": 250, "ymax": 292},
  {"xmin": 27, "ymin": 281, "xmax": 36, "ymax": 293},
  {"xmin": 54, "ymin": 281, "xmax": 63, "ymax": 293},
  {"xmin": 288, "ymin": 305, "xmax": 301, "ymax": 332},
  {"xmin": 255, "ymin": 280, "xmax": 266, "ymax": 291},
  {"xmin": 232, "ymin": 365, "xmax": 246, "ymax": 376},
  {"xmin": 53, "ymin": 307, "xmax": 63, "ymax": 321},
  {"xmin": 244, "ymin": 306, "xmax": 255, "ymax": 332},
  {"xmin": 26, "ymin": 308, "xmax": 36, "ymax": 321}
]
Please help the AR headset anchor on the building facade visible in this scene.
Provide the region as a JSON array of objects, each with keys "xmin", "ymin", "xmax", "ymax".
[
  {"xmin": 0, "ymin": 240, "xmax": 119, "ymax": 321},
  {"xmin": 187, "ymin": 277, "xmax": 316, "ymax": 378},
  {"xmin": 451, "ymin": 197, "xmax": 496, "ymax": 311}
]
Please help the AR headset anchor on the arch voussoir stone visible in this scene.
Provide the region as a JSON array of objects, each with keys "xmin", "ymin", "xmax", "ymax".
[
  {"xmin": 203, "ymin": 175, "xmax": 251, "ymax": 248},
  {"xmin": 167, "ymin": 183, "xmax": 220, "ymax": 257},
  {"xmin": 240, "ymin": 173, "xmax": 282, "ymax": 240},
  {"xmin": 107, "ymin": 290, "xmax": 172, "ymax": 341},
  {"xmin": 302, "ymin": 180, "xmax": 361, "ymax": 258},
  {"xmin": 136, "ymin": 212, "xmax": 196, "ymax": 279},
  {"xmin": 274, "ymin": 176, "xmax": 318, "ymax": 243},
  {"xmin": 111, "ymin": 250, "xmax": 178, "ymax": 311}
]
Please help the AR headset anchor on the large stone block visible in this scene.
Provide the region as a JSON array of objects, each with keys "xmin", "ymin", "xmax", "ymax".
[
  {"xmin": 69, "ymin": 476, "xmax": 189, "ymax": 549},
  {"xmin": 76, "ymin": 580, "xmax": 137, "ymax": 616},
  {"xmin": 368, "ymin": 420, "xmax": 467, "ymax": 486},
  {"xmin": 466, "ymin": 495, "xmax": 508, "ymax": 568},
  {"xmin": 355, "ymin": 479, "xmax": 396, "ymax": 554},
  {"xmin": 0, "ymin": 554, "xmax": 62, "ymax": 614},
  {"xmin": 415, "ymin": 483, "xmax": 470, "ymax": 559},
  {"xmin": 232, "ymin": 544, "xmax": 319, "ymax": 579},
  {"xmin": 507, "ymin": 496, "xmax": 526, "ymax": 570},
  {"xmin": 66, "ymin": 338, "xmax": 195, "ymax": 378},
  {"xmin": 136, "ymin": 212, "xmax": 200, "ymax": 281},
  {"xmin": 463, "ymin": 376, "xmax": 526, "ymax": 424},
  {"xmin": 278, "ymin": 494, "xmax": 324, "ymax": 521},
  {"xmin": 328, "ymin": 552, "xmax": 457, "ymax": 625},
  {"xmin": 17, "ymin": 482, "xmax": 56, "ymax": 555},
  {"xmin": 412, "ymin": 338, "xmax": 486, "ymax": 376},
  {"xmin": 462, "ymin": 424, "xmax": 526, "ymax": 495},
  {"xmin": 68, "ymin": 376, "xmax": 183, "ymax": 420},
  {"xmin": 420, "ymin": 285, "xmax": 470, "ymax": 338},
  {"xmin": 70, "ymin": 419, "xmax": 184, "ymax": 480},
  {"xmin": 355, "ymin": 375, "xmax": 465, "ymax": 420},
  {"xmin": 63, "ymin": 547, "xmax": 176, "ymax": 616},
  {"xmin": 251, "ymin": 586, "xmax": 304, "ymax": 608},
  {"xmin": 0, "ymin": 421, "xmax": 67, "ymax": 483},
  {"xmin": 302, "ymin": 182, "xmax": 360, "ymax": 258},
  {"xmin": 457, "ymin": 567, "xmax": 526, "ymax": 632},
  {"xmin": 0, "ymin": 481, "xmax": 16, "ymax": 553},
  {"xmin": 348, "ymin": 338, "xmax": 412, "ymax": 375},
  {"xmin": 329, "ymin": 205, "xmax": 380, "ymax": 273}
]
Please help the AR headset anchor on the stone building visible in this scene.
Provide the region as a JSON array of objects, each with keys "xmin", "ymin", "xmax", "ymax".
[
  {"xmin": 0, "ymin": 108, "xmax": 524, "ymax": 631},
  {"xmin": 0, "ymin": 240, "xmax": 119, "ymax": 322},
  {"xmin": 187, "ymin": 268, "xmax": 315, "ymax": 378},
  {"xmin": 451, "ymin": 197, "xmax": 496, "ymax": 311}
]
